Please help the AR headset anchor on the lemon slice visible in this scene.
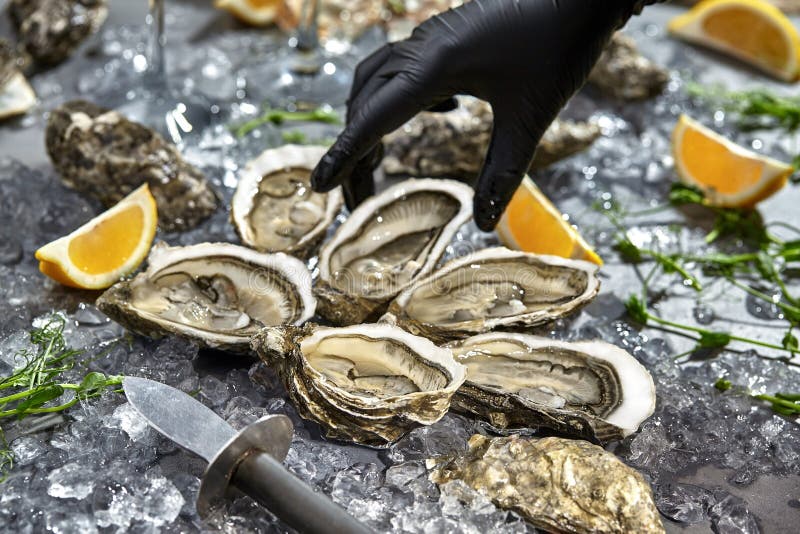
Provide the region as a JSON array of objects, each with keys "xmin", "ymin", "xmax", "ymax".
[
  {"xmin": 496, "ymin": 176, "xmax": 603, "ymax": 266},
  {"xmin": 214, "ymin": 0, "xmax": 283, "ymax": 26},
  {"xmin": 668, "ymin": 0, "xmax": 800, "ymax": 81},
  {"xmin": 35, "ymin": 184, "xmax": 158, "ymax": 289},
  {"xmin": 0, "ymin": 72, "xmax": 36, "ymax": 120},
  {"xmin": 672, "ymin": 114, "xmax": 792, "ymax": 207}
]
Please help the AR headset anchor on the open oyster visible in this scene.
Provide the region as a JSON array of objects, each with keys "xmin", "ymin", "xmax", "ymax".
[
  {"xmin": 447, "ymin": 333, "xmax": 656, "ymax": 442},
  {"xmin": 252, "ymin": 323, "xmax": 466, "ymax": 447},
  {"xmin": 383, "ymin": 247, "xmax": 600, "ymax": 343},
  {"xmin": 46, "ymin": 100, "xmax": 219, "ymax": 232},
  {"xmin": 8, "ymin": 0, "xmax": 108, "ymax": 66},
  {"xmin": 97, "ymin": 243, "xmax": 315, "ymax": 351},
  {"xmin": 588, "ymin": 32, "xmax": 668, "ymax": 101},
  {"xmin": 231, "ymin": 145, "xmax": 343, "ymax": 258},
  {"xmin": 315, "ymin": 178, "xmax": 473, "ymax": 325},
  {"xmin": 0, "ymin": 41, "xmax": 35, "ymax": 121},
  {"xmin": 429, "ymin": 435, "xmax": 665, "ymax": 534}
]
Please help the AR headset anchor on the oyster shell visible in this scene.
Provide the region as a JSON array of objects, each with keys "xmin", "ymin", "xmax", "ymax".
[
  {"xmin": 0, "ymin": 41, "xmax": 35, "ymax": 121},
  {"xmin": 429, "ymin": 435, "xmax": 665, "ymax": 534},
  {"xmin": 231, "ymin": 145, "xmax": 343, "ymax": 258},
  {"xmin": 383, "ymin": 98, "xmax": 601, "ymax": 180},
  {"xmin": 383, "ymin": 247, "xmax": 600, "ymax": 343},
  {"xmin": 315, "ymin": 178, "xmax": 473, "ymax": 325},
  {"xmin": 8, "ymin": 0, "xmax": 108, "ymax": 67},
  {"xmin": 97, "ymin": 243, "xmax": 315, "ymax": 351},
  {"xmin": 252, "ymin": 323, "xmax": 466, "ymax": 447},
  {"xmin": 588, "ymin": 32, "xmax": 668, "ymax": 101},
  {"xmin": 45, "ymin": 100, "xmax": 219, "ymax": 232},
  {"xmin": 447, "ymin": 333, "xmax": 656, "ymax": 442}
]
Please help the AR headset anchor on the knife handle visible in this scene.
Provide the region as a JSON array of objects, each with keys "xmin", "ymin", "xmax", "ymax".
[{"xmin": 234, "ymin": 451, "xmax": 373, "ymax": 534}]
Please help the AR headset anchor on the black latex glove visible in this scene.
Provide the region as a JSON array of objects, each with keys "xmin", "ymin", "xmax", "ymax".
[{"xmin": 310, "ymin": 0, "xmax": 657, "ymax": 231}]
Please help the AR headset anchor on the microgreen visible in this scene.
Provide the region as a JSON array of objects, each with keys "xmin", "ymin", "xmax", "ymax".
[
  {"xmin": 715, "ymin": 376, "xmax": 800, "ymax": 416},
  {"xmin": 231, "ymin": 106, "xmax": 341, "ymax": 138},
  {"xmin": 0, "ymin": 316, "xmax": 123, "ymax": 481}
]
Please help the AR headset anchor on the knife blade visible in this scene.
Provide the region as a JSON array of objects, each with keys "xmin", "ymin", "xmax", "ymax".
[{"xmin": 123, "ymin": 376, "xmax": 372, "ymax": 534}]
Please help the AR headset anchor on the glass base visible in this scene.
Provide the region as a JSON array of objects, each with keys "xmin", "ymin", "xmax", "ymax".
[
  {"xmin": 245, "ymin": 45, "xmax": 354, "ymax": 109},
  {"xmin": 116, "ymin": 88, "xmax": 216, "ymax": 145}
]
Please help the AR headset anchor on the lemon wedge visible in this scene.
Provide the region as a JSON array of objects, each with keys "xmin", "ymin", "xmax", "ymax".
[
  {"xmin": 669, "ymin": 0, "xmax": 800, "ymax": 81},
  {"xmin": 672, "ymin": 114, "xmax": 792, "ymax": 207},
  {"xmin": 35, "ymin": 184, "xmax": 158, "ymax": 289},
  {"xmin": 496, "ymin": 176, "xmax": 603, "ymax": 266}
]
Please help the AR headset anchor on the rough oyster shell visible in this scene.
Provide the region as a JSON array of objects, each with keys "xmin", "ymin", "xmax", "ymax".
[
  {"xmin": 231, "ymin": 145, "xmax": 343, "ymax": 259},
  {"xmin": 97, "ymin": 243, "xmax": 315, "ymax": 352},
  {"xmin": 383, "ymin": 98, "xmax": 601, "ymax": 180},
  {"xmin": 315, "ymin": 178, "xmax": 473, "ymax": 325},
  {"xmin": 446, "ymin": 333, "xmax": 656, "ymax": 442},
  {"xmin": 8, "ymin": 0, "xmax": 108, "ymax": 67},
  {"xmin": 383, "ymin": 247, "xmax": 600, "ymax": 343},
  {"xmin": 45, "ymin": 100, "xmax": 219, "ymax": 232},
  {"xmin": 588, "ymin": 32, "xmax": 668, "ymax": 101},
  {"xmin": 429, "ymin": 435, "xmax": 665, "ymax": 534},
  {"xmin": 252, "ymin": 323, "xmax": 466, "ymax": 447}
]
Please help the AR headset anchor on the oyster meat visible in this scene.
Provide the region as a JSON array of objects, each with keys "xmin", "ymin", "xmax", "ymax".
[
  {"xmin": 8, "ymin": 0, "xmax": 108, "ymax": 66},
  {"xmin": 97, "ymin": 243, "xmax": 315, "ymax": 351},
  {"xmin": 383, "ymin": 247, "xmax": 600, "ymax": 343},
  {"xmin": 588, "ymin": 32, "xmax": 668, "ymax": 101},
  {"xmin": 429, "ymin": 435, "xmax": 665, "ymax": 534},
  {"xmin": 447, "ymin": 333, "xmax": 656, "ymax": 442},
  {"xmin": 46, "ymin": 100, "xmax": 219, "ymax": 232},
  {"xmin": 0, "ymin": 40, "xmax": 35, "ymax": 121},
  {"xmin": 315, "ymin": 178, "xmax": 473, "ymax": 325},
  {"xmin": 231, "ymin": 145, "xmax": 343, "ymax": 258},
  {"xmin": 382, "ymin": 97, "xmax": 601, "ymax": 180},
  {"xmin": 252, "ymin": 323, "xmax": 466, "ymax": 446}
]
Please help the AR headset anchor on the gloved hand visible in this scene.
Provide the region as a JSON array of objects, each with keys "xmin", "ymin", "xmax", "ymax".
[{"xmin": 310, "ymin": 0, "xmax": 656, "ymax": 231}]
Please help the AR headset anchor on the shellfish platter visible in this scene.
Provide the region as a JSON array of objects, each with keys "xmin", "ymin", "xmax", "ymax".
[{"xmin": 0, "ymin": 2, "xmax": 799, "ymax": 534}]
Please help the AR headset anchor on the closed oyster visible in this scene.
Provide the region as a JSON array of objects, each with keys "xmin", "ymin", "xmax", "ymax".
[
  {"xmin": 447, "ymin": 333, "xmax": 656, "ymax": 442},
  {"xmin": 252, "ymin": 323, "xmax": 466, "ymax": 447},
  {"xmin": 46, "ymin": 100, "xmax": 219, "ymax": 232},
  {"xmin": 8, "ymin": 0, "xmax": 108, "ymax": 66},
  {"xmin": 315, "ymin": 178, "xmax": 473, "ymax": 325},
  {"xmin": 383, "ymin": 247, "xmax": 600, "ymax": 343},
  {"xmin": 97, "ymin": 243, "xmax": 315, "ymax": 351},
  {"xmin": 382, "ymin": 97, "xmax": 600, "ymax": 180},
  {"xmin": 231, "ymin": 145, "xmax": 343, "ymax": 258},
  {"xmin": 429, "ymin": 435, "xmax": 665, "ymax": 534},
  {"xmin": 588, "ymin": 32, "xmax": 668, "ymax": 101}
]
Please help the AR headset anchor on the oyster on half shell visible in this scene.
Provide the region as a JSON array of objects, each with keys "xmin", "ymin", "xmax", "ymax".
[
  {"xmin": 0, "ymin": 41, "xmax": 35, "ymax": 121},
  {"xmin": 231, "ymin": 145, "xmax": 343, "ymax": 258},
  {"xmin": 97, "ymin": 243, "xmax": 315, "ymax": 351},
  {"xmin": 447, "ymin": 333, "xmax": 656, "ymax": 442},
  {"xmin": 252, "ymin": 323, "xmax": 466, "ymax": 447},
  {"xmin": 315, "ymin": 178, "xmax": 473, "ymax": 325},
  {"xmin": 383, "ymin": 247, "xmax": 600, "ymax": 343},
  {"xmin": 429, "ymin": 435, "xmax": 665, "ymax": 534}
]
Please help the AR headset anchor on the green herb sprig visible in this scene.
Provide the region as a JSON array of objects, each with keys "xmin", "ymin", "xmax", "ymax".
[
  {"xmin": 0, "ymin": 316, "xmax": 122, "ymax": 481},
  {"xmin": 714, "ymin": 378, "xmax": 800, "ymax": 416},
  {"xmin": 232, "ymin": 107, "xmax": 341, "ymax": 138}
]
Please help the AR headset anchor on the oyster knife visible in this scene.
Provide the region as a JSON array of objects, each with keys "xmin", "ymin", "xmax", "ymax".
[{"xmin": 123, "ymin": 376, "xmax": 371, "ymax": 534}]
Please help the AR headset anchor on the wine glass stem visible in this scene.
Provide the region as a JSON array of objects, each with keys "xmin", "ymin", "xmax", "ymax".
[
  {"xmin": 294, "ymin": 0, "xmax": 320, "ymax": 52},
  {"xmin": 145, "ymin": 0, "xmax": 167, "ymax": 88}
]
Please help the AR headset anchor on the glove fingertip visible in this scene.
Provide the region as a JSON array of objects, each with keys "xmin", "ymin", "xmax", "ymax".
[{"xmin": 473, "ymin": 195, "xmax": 506, "ymax": 232}]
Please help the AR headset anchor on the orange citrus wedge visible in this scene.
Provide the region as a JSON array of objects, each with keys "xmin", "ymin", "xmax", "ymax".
[
  {"xmin": 668, "ymin": 0, "xmax": 800, "ymax": 82},
  {"xmin": 496, "ymin": 176, "xmax": 603, "ymax": 266},
  {"xmin": 214, "ymin": 0, "xmax": 283, "ymax": 26},
  {"xmin": 672, "ymin": 114, "xmax": 793, "ymax": 207},
  {"xmin": 35, "ymin": 184, "xmax": 158, "ymax": 289}
]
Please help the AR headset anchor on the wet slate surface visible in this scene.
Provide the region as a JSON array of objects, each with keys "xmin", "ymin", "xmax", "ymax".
[{"xmin": 0, "ymin": 1, "xmax": 798, "ymax": 533}]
